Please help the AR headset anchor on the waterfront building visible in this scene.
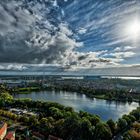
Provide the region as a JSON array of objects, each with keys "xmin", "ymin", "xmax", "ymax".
[{"xmin": 0, "ymin": 122, "xmax": 7, "ymax": 140}]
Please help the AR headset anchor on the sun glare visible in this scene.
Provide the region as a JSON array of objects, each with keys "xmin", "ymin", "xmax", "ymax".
[{"xmin": 125, "ymin": 19, "xmax": 140, "ymax": 39}]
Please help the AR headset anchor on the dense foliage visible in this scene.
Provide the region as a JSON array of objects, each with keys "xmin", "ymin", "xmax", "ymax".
[
  {"xmin": 44, "ymin": 79, "xmax": 140, "ymax": 102},
  {"xmin": 0, "ymin": 91, "xmax": 140, "ymax": 140}
]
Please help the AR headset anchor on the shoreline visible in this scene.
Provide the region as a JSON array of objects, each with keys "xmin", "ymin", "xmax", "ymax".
[{"xmin": 12, "ymin": 87, "xmax": 140, "ymax": 103}]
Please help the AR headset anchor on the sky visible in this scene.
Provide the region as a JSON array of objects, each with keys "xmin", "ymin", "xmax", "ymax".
[{"xmin": 0, "ymin": 0, "xmax": 140, "ymax": 75}]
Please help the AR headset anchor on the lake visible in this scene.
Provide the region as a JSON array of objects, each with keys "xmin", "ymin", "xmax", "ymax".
[{"xmin": 13, "ymin": 90, "xmax": 139, "ymax": 121}]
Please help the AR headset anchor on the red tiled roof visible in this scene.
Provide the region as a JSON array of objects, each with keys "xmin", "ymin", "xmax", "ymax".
[
  {"xmin": 0, "ymin": 123, "xmax": 7, "ymax": 138},
  {"xmin": 4, "ymin": 131, "xmax": 15, "ymax": 140}
]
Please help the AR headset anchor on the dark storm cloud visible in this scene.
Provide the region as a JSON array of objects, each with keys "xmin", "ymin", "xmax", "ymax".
[
  {"xmin": 0, "ymin": 0, "xmax": 35, "ymax": 63},
  {"xmin": 0, "ymin": 0, "xmax": 110, "ymax": 69},
  {"xmin": 0, "ymin": 0, "xmax": 80, "ymax": 64}
]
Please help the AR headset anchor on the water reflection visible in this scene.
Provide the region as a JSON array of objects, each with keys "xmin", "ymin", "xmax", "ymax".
[{"xmin": 13, "ymin": 90, "xmax": 139, "ymax": 121}]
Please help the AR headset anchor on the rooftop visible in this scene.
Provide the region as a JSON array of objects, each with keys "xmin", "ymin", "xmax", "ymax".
[
  {"xmin": 4, "ymin": 131, "xmax": 15, "ymax": 140},
  {"xmin": 0, "ymin": 122, "xmax": 6, "ymax": 129}
]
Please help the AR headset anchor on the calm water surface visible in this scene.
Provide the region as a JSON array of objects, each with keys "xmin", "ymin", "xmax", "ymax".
[{"xmin": 14, "ymin": 91, "xmax": 139, "ymax": 121}]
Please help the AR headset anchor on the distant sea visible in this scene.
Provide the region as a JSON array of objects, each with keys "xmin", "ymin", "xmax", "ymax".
[
  {"xmin": 0, "ymin": 71, "xmax": 140, "ymax": 80},
  {"xmin": 101, "ymin": 76, "xmax": 140, "ymax": 80}
]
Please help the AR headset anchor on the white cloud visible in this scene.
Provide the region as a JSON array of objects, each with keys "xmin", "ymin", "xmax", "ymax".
[
  {"xmin": 114, "ymin": 46, "xmax": 134, "ymax": 52},
  {"xmin": 0, "ymin": 0, "xmax": 138, "ymax": 71},
  {"xmin": 104, "ymin": 51, "xmax": 135, "ymax": 59},
  {"xmin": 59, "ymin": 23, "xmax": 73, "ymax": 36},
  {"xmin": 78, "ymin": 28, "xmax": 87, "ymax": 34},
  {"xmin": 53, "ymin": 0, "xmax": 58, "ymax": 7},
  {"xmin": 0, "ymin": 63, "xmax": 27, "ymax": 71},
  {"xmin": 0, "ymin": 1, "xmax": 35, "ymax": 36}
]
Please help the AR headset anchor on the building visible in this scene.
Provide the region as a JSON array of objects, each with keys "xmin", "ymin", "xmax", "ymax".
[
  {"xmin": 32, "ymin": 131, "xmax": 45, "ymax": 140},
  {"xmin": 4, "ymin": 80, "xmax": 26, "ymax": 88},
  {"xmin": 0, "ymin": 122, "xmax": 7, "ymax": 140},
  {"xmin": 48, "ymin": 135, "xmax": 63, "ymax": 140},
  {"xmin": 4, "ymin": 131, "xmax": 15, "ymax": 140},
  {"xmin": 61, "ymin": 76, "xmax": 84, "ymax": 80}
]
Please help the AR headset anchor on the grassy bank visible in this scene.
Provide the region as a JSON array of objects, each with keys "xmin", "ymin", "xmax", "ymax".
[{"xmin": 14, "ymin": 87, "xmax": 41, "ymax": 94}]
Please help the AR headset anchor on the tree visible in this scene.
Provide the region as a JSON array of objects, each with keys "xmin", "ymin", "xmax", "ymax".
[
  {"xmin": 0, "ymin": 92, "xmax": 13, "ymax": 103},
  {"xmin": 29, "ymin": 116, "xmax": 39, "ymax": 126},
  {"xmin": 128, "ymin": 96, "xmax": 133, "ymax": 102},
  {"xmin": 122, "ymin": 115, "xmax": 132, "ymax": 125},
  {"xmin": 107, "ymin": 119, "xmax": 116, "ymax": 134},
  {"xmin": 80, "ymin": 117, "xmax": 94, "ymax": 140},
  {"xmin": 129, "ymin": 130, "xmax": 140, "ymax": 140},
  {"xmin": 130, "ymin": 108, "xmax": 140, "ymax": 120},
  {"xmin": 89, "ymin": 115, "xmax": 100, "ymax": 126},
  {"xmin": 94, "ymin": 122, "xmax": 112, "ymax": 140},
  {"xmin": 132, "ymin": 122, "xmax": 140, "ymax": 132},
  {"xmin": 49, "ymin": 107, "xmax": 63, "ymax": 119},
  {"xmin": 61, "ymin": 115, "xmax": 81, "ymax": 140},
  {"xmin": 20, "ymin": 116, "xmax": 29, "ymax": 123},
  {"xmin": 123, "ymin": 132, "xmax": 131, "ymax": 140},
  {"xmin": 64, "ymin": 107, "xmax": 74, "ymax": 112},
  {"xmin": 117, "ymin": 118, "xmax": 128, "ymax": 131},
  {"xmin": 39, "ymin": 118, "xmax": 50, "ymax": 131},
  {"xmin": 0, "ymin": 99, "xmax": 5, "ymax": 107},
  {"xmin": 106, "ymin": 92, "xmax": 113, "ymax": 99},
  {"xmin": 128, "ymin": 115, "xmax": 136, "ymax": 123},
  {"xmin": 79, "ymin": 110, "xmax": 89, "ymax": 118}
]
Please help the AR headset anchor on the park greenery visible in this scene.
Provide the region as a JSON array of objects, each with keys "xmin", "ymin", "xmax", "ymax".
[
  {"xmin": 7, "ymin": 83, "xmax": 140, "ymax": 103},
  {"xmin": 5, "ymin": 78, "xmax": 140, "ymax": 103},
  {"xmin": 46, "ymin": 83, "xmax": 140, "ymax": 102},
  {"xmin": 124, "ymin": 122, "xmax": 140, "ymax": 140},
  {"xmin": 0, "ymin": 87, "xmax": 140, "ymax": 140}
]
